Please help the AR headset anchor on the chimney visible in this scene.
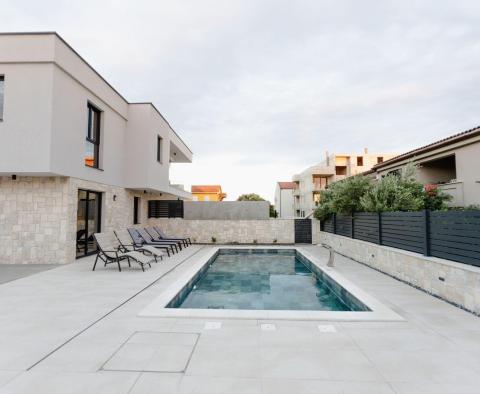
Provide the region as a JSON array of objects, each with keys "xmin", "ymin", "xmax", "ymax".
[
  {"xmin": 325, "ymin": 150, "xmax": 329, "ymax": 166},
  {"xmin": 364, "ymin": 147, "xmax": 368, "ymax": 154}
]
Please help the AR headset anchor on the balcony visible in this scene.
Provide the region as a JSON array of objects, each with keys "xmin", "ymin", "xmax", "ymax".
[{"xmin": 437, "ymin": 181, "xmax": 464, "ymax": 206}]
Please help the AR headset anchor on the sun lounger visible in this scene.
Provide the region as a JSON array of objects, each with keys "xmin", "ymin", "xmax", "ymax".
[{"xmin": 93, "ymin": 232, "xmax": 155, "ymax": 272}]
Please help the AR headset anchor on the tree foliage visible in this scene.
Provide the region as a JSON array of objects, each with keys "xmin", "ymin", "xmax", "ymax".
[
  {"xmin": 313, "ymin": 176, "xmax": 371, "ymax": 220},
  {"xmin": 237, "ymin": 193, "xmax": 277, "ymax": 217},
  {"xmin": 360, "ymin": 164, "xmax": 425, "ymax": 212},
  {"xmin": 314, "ymin": 163, "xmax": 452, "ymax": 220},
  {"xmin": 237, "ymin": 193, "xmax": 265, "ymax": 201}
]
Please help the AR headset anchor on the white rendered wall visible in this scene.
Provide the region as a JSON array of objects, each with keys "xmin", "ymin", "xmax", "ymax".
[
  {"xmin": 278, "ymin": 189, "xmax": 295, "ymax": 218},
  {"xmin": 0, "ymin": 33, "xmax": 192, "ymax": 195},
  {"xmin": 0, "ymin": 63, "xmax": 54, "ymax": 173}
]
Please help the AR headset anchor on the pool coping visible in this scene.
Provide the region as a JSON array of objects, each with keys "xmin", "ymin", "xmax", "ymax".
[{"xmin": 138, "ymin": 246, "xmax": 405, "ymax": 321}]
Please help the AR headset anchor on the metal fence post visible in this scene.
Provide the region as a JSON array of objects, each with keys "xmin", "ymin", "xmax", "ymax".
[
  {"xmin": 333, "ymin": 213, "xmax": 337, "ymax": 234},
  {"xmin": 378, "ymin": 212, "xmax": 382, "ymax": 245},
  {"xmin": 351, "ymin": 212, "xmax": 355, "ymax": 239},
  {"xmin": 423, "ymin": 209, "xmax": 431, "ymax": 256}
]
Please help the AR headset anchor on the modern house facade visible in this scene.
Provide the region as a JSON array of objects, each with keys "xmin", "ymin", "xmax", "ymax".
[
  {"xmin": 293, "ymin": 149, "xmax": 397, "ymax": 217},
  {"xmin": 274, "ymin": 182, "xmax": 295, "ymax": 218},
  {"xmin": 0, "ymin": 32, "xmax": 192, "ymax": 264},
  {"xmin": 369, "ymin": 126, "xmax": 480, "ymax": 207},
  {"xmin": 191, "ymin": 185, "xmax": 226, "ymax": 201}
]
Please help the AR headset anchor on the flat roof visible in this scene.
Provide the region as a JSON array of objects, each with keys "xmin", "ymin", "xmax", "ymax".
[{"xmin": 0, "ymin": 31, "xmax": 193, "ymax": 154}]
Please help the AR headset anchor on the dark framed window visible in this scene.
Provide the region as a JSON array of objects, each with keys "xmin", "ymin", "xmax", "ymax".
[
  {"xmin": 85, "ymin": 103, "xmax": 101, "ymax": 168},
  {"xmin": 148, "ymin": 200, "xmax": 183, "ymax": 218},
  {"xmin": 133, "ymin": 197, "xmax": 140, "ymax": 224},
  {"xmin": 377, "ymin": 156, "xmax": 384, "ymax": 164},
  {"xmin": 357, "ymin": 156, "xmax": 363, "ymax": 166},
  {"xmin": 0, "ymin": 76, "xmax": 4, "ymax": 120},
  {"xmin": 157, "ymin": 136, "xmax": 163, "ymax": 163}
]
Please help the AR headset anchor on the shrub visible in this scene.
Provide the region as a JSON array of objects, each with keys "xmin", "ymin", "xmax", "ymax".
[
  {"xmin": 315, "ymin": 162, "xmax": 452, "ymax": 218},
  {"xmin": 211, "ymin": 236, "xmax": 217, "ymax": 243},
  {"xmin": 237, "ymin": 193, "xmax": 265, "ymax": 201},
  {"xmin": 361, "ymin": 164, "xmax": 425, "ymax": 212},
  {"xmin": 423, "ymin": 184, "xmax": 452, "ymax": 210},
  {"xmin": 314, "ymin": 175, "xmax": 371, "ymax": 220}
]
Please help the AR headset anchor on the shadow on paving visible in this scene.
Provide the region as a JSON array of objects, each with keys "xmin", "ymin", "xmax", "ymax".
[{"xmin": 0, "ymin": 264, "xmax": 59, "ymax": 285}]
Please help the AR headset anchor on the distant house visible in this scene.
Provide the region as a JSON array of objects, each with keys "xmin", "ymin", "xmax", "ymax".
[
  {"xmin": 293, "ymin": 149, "xmax": 398, "ymax": 217},
  {"xmin": 191, "ymin": 185, "xmax": 227, "ymax": 201},
  {"xmin": 274, "ymin": 182, "xmax": 296, "ymax": 218},
  {"xmin": 370, "ymin": 126, "xmax": 480, "ymax": 207}
]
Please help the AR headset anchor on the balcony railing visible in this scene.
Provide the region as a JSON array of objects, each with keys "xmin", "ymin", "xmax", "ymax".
[{"xmin": 437, "ymin": 181, "xmax": 464, "ymax": 206}]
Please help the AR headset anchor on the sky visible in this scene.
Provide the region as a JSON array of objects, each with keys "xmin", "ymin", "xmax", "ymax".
[{"xmin": 3, "ymin": 0, "xmax": 480, "ymax": 201}]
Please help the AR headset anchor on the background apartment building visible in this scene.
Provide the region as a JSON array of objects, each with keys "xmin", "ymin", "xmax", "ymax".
[
  {"xmin": 191, "ymin": 185, "xmax": 226, "ymax": 201},
  {"xmin": 370, "ymin": 126, "xmax": 480, "ymax": 207},
  {"xmin": 293, "ymin": 149, "xmax": 397, "ymax": 217},
  {"xmin": 0, "ymin": 32, "xmax": 192, "ymax": 264},
  {"xmin": 274, "ymin": 182, "xmax": 295, "ymax": 218}
]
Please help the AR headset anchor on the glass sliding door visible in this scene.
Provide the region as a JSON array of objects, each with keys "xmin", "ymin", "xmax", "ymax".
[{"xmin": 76, "ymin": 189, "xmax": 102, "ymax": 258}]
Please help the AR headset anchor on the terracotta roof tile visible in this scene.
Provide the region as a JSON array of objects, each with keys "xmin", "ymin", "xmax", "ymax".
[
  {"xmin": 191, "ymin": 185, "xmax": 223, "ymax": 193},
  {"xmin": 278, "ymin": 182, "xmax": 296, "ymax": 189},
  {"xmin": 374, "ymin": 125, "xmax": 480, "ymax": 168}
]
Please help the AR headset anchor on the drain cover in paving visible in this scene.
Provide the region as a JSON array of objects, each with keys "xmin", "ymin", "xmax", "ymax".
[{"xmin": 102, "ymin": 331, "xmax": 199, "ymax": 373}]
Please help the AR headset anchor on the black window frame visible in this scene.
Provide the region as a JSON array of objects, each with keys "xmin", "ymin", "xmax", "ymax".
[
  {"xmin": 86, "ymin": 103, "xmax": 101, "ymax": 169},
  {"xmin": 133, "ymin": 197, "xmax": 140, "ymax": 225},
  {"xmin": 157, "ymin": 135, "xmax": 163, "ymax": 163},
  {"xmin": 0, "ymin": 75, "xmax": 4, "ymax": 121}
]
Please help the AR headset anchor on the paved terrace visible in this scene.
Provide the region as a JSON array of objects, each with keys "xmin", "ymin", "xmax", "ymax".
[{"xmin": 0, "ymin": 245, "xmax": 479, "ymax": 393}]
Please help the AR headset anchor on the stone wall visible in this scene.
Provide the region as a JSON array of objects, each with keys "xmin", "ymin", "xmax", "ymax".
[
  {"xmin": 184, "ymin": 201, "xmax": 270, "ymax": 220},
  {"xmin": 149, "ymin": 218, "xmax": 295, "ymax": 244},
  {"xmin": 319, "ymin": 232, "xmax": 480, "ymax": 315},
  {"xmin": 0, "ymin": 176, "xmax": 180, "ymax": 264},
  {"xmin": 0, "ymin": 176, "xmax": 71, "ymax": 264}
]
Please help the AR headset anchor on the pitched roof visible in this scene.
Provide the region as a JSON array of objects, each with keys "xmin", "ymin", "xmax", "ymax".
[
  {"xmin": 278, "ymin": 182, "xmax": 296, "ymax": 189},
  {"xmin": 191, "ymin": 185, "xmax": 223, "ymax": 193},
  {"xmin": 373, "ymin": 125, "xmax": 480, "ymax": 169}
]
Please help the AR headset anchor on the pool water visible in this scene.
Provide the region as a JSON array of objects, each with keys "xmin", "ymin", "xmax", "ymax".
[{"xmin": 168, "ymin": 249, "xmax": 368, "ymax": 311}]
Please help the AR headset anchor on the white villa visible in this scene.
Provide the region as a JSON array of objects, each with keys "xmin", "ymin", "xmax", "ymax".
[{"xmin": 0, "ymin": 32, "xmax": 192, "ymax": 265}]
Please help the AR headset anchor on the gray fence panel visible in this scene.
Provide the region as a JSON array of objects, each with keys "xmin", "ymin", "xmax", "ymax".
[
  {"xmin": 429, "ymin": 210, "xmax": 480, "ymax": 267},
  {"xmin": 354, "ymin": 212, "xmax": 379, "ymax": 244},
  {"xmin": 336, "ymin": 215, "xmax": 352, "ymax": 237},
  {"xmin": 320, "ymin": 210, "xmax": 480, "ymax": 268},
  {"xmin": 380, "ymin": 212, "xmax": 425, "ymax": 254},
  {"xmin": 322, "ymin": 218, "xmax": 335, "ymax": 233},
  {"xmin": 294, "ymin": 219, "xmax": 312, "ymax": 243}
]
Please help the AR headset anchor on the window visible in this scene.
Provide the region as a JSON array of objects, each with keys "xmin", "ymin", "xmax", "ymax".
[
  {"xmin": 377, "ymin": 156, "xmax": 384, "ymax": 164},
  {"xmin": 0, "ymin": 76, "xmax": 4, "ymax": 120},
  {"xmin": 157, "ymin": 136, "xmax": 163, "ymax": 163},
  {"xmin": 357, "ymin": 156, "xmax": 363, "ymax": 166},
  {"xmin": 148, "ymin": 200, "xmax": 184, "ymax": 218},
  {"xmin": 85, "ymin": 103, "xmax": 101, "ymax": 168},
  {"xmin": 335, "ymin": 166, "xmax": 347, "ymax": 175},
  {"xmin": 133, "ymin": 197, "xmax": 140, "ymax": 224}
]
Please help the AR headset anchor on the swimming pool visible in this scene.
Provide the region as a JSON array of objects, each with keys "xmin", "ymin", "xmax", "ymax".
[
  {"xmin": 140, "ymin": 247, "xmax": 403, "ymax": 321},
  {"xmin": 166, "ymin": 249, "xmax": 369, "ymax": 312}
]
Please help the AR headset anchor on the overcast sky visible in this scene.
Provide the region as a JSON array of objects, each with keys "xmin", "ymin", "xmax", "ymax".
[{"xmin": 3, "ymin": 0, "xmax": 480, "ymax": 201}]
